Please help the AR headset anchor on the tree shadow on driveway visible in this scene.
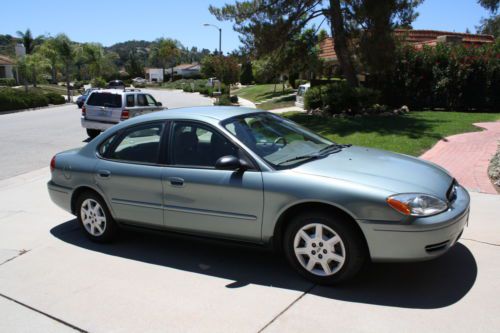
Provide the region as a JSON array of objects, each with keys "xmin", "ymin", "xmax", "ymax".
[{"xmin": 51, "ymin": 219, "xmax": 477, "ymax": 310}]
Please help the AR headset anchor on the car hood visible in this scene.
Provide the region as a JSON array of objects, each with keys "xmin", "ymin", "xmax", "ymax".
[{"xmin": 292, "ymin": 146, "xmax": 453, "ymax": 198}]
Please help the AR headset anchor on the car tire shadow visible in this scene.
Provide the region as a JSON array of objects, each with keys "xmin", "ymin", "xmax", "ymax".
[{"xmin": 50, "ymin": 219, "xmax": 477, "ymax": 309}]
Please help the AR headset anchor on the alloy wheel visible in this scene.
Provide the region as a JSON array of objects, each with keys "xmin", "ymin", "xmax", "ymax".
[{"xmin": 80, "ymin": 198, "xmax": 107, "ymax": 237}]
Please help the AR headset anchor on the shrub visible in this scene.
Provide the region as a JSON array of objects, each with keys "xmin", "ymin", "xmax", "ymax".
[
  {"xmin": 215, "ymin": 95, "xmax": 232, "ymax": 105},
  {"xmin": 230, "ymin": 95, "xmax": 238, "ymax": 103},
  {"xmin": 45, "ymin": 92, "xmax": 66, "ymax": 105},
  {"xmin": 304, "ymin": 82, "xmax": 380, "ymax": 114},
  {"xmin": 0, "ymin": 78, "xmax": 16, "ymax": 87},
  {"xmin": 0, "ymin": 88, "xmax": 49, "ymax": 112},
  {"xmin": 90, "ymin": 77, "xmax": 106, "ymax": 88}
]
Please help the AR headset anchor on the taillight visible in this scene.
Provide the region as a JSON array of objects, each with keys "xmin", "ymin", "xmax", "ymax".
[
  {"xmin": 121, "ymin": 109, "xmax": 129, "ymax": 120},
  {"xmin": 82, "ymin": 105, "xmax": 86, "ymax": 117},
  {"xmin": 50, "ymin": 155, "xmax": 56, "ymax": 172}
]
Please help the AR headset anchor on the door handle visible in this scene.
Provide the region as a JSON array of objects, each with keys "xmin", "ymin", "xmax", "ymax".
[
  {"xmin": 97, "ymin": 170, "xmax": 111, "ymax": 178},
  {"xmin": 169, "ymin": 177, "xmax": 184, "ymax": 187}
]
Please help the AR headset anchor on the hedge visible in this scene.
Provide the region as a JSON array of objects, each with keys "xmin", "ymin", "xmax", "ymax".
[
  {"xmin": 0, "ymin": 78, "xmax": 16, "ymax": 87},
  {"xmin": 370, "ymin": 42, "xmax": 500, "ymax": 111},
  {"xmin": 0, "ymin": 88, "xmax": 65, "ymax": 112}
]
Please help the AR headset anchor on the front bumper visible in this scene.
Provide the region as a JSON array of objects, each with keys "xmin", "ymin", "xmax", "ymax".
[
  {"xmin": 47, "ymin": 181, "xmax": 73, "ymax": 214},
  {"xmin": 358, "ymin": 185, "xmax": 470, "ymax": 262},
  {"xmin": 81, "ymin": 117, "xmax": 117, "ymax": 131}
]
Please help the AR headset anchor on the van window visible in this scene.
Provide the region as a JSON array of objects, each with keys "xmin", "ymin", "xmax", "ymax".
[
  {"xmin": 126, "ymin": 95, "xmax": 135, "ymax": 107},
  {"xmin": 86, "ymin": 92, "xmax": 122, "ymax": 107}
]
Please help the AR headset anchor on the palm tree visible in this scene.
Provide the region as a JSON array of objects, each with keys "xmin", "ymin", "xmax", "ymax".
[
  {"xmin": 38, "ymin": 39, "xmax": 60, "ymax": 83},
  {"xmin": 53, "ymin": 34, "xmax": 74, "ymax": 102},
  {"xmin": 83, "ymin": 43, "xmax": 105, "ymax": 78},
  {"xmin": 16, "ymin": 29, "xmax": 44, "ymax": 87}
]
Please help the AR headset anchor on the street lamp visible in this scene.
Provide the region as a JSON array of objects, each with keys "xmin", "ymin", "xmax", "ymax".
[{"xmin": 203, "ymin": 23, "xmax": 222, "ymax": 55}]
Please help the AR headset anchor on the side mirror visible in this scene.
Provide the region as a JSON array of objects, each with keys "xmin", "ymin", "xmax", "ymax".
[
  {"xmin": 156, "ymin": 101, "xmax": 162, "ymax": 106},
  {"xmin": 215, "ymin": 155, "xmax": 248, "ymax": 171}
]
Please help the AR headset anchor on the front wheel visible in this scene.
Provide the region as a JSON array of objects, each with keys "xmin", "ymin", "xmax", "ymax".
[
  {"xmin": 76, "ymin": 192, "xmax": 118, "ymax": 243},
  {"xmin": 86, "ymin": 129, "xmax": 101, "ymax": 139},
  {"xmin": 283, "ymin": 211, "xmax": 366, "ymax": 284}
]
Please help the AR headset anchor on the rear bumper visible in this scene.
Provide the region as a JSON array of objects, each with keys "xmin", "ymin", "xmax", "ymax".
[
  {"xmin": 47, "ymin": 181, "xmax": 73, "ymax": 214},
  {"xmin": 81, "ymin": 117, "xmax": 117, "ymax": 131},
  {"xmin": 358, "ymin": 185, "xmax": 470, "ymax": 262}
]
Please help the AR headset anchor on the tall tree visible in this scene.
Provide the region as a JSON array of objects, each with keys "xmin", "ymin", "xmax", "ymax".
[
  {"xmin": 477, "ymin": 0, "xmax": 499, "ymax": 37},
  {"xmin": 478, "ymin": 0, "xmax": 499, "ymax": 13},
  {"xmin": 209, "ymin": 0, "xmax": 423, "ymax": 87},
  {"xmin": 53, "ymin": 34, "xmax": 74, "ymax": 102},
  {"xmin": 16, "ymin": 28, "xmax": 43, "ymax": 54},
  {"xmin": 149, "ymin": 38, "xmax": 181, "ymax": 81},
  {"xmin": 38, "ymin": 38, "xmax": 60, "ymax": 83}
]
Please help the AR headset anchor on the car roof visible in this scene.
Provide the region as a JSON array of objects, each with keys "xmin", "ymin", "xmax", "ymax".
[{"xmin": 132, "ymin": 106, "xmax": 264, "ymax": 122}]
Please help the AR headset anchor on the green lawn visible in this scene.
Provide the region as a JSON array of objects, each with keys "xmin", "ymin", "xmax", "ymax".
[
  {"xmin": 285, "ymin": 111, "xmax": 500, "ymax": 156},
  {"xmin": 35, "ymin": 84, "xmax": 70, "ymax": 95},
  {"xmin": 236, "ymin": 84, "xmax": 295, "ymax": 103},
  {"xmin": 258, "ymin": 95, "xmax": 296, "ymax": 110}
]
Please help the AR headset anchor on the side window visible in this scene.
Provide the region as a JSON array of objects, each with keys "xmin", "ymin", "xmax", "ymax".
[
  {"xmin": 109, "ymin": 124, "xmax": 163, "ymax": 164},
  {"xmin": 145, "ymin": 94, "xmax": 157, "ymax": 106},
  {"xmin": 98, "ymin": 134, "xmax": 117, "ymax": 157},
  {"xmin": 137, "ymin": 94, "xmax": 147, "ymax": 106},
  {"xmin": 126, "ymin": 95, "xmax": 135, "ymax": 107},
  {"xmin": 172, "ymin": 122, "xmax": 238, "ymax": 167}
]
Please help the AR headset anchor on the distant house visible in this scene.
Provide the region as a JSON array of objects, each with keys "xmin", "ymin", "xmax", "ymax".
[
  {"xmin": 0, "ymin": 55, "xmax": 15, "ymax": 79},
  {"xmin": 145, "ymin": 68, "xmax": 164, "ymax": 82},
  {"xmin": 319, "ymin": 29, "xmax": 495, "ymax": 62},
  {"xmin": 173, "ymin": 63, "xmax": 201, "ymax": 77}
]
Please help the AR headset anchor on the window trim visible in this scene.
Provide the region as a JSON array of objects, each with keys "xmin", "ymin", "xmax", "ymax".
[
  {"xmin": 96, "ymin": 120, "xmax": 168, "ymax": 167},
  {"xmin": 166, "ymin": 120, "xmax": 260, "ymax": 171}
]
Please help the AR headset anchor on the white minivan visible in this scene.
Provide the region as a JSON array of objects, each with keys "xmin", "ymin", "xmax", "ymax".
[{"xmin": 295, "ymin": 83, "xmax": 310, "ymax": 108}]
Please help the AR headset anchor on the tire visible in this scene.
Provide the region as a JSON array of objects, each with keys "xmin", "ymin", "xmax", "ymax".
[
  {"xmin": 283, "ymin": 211, "xmax": 366, "ymax": 285},
  {"xmin": 86, "ymin": 129, "xmax": 101, "ymax": 139},
  {"xmin": 76, "ymin": 191, "xmax": 118, "ymax": 243}
]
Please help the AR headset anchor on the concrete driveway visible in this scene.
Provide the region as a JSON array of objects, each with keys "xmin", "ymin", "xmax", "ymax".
[{"xmin": 0, "ymin": 93, "xmax": 499, "ymax": 332}]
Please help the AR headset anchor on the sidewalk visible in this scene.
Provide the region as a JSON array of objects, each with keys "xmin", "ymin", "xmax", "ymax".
[{"xmin": 420, "ymin": 122, "xmax": 500, "ymax": 194}]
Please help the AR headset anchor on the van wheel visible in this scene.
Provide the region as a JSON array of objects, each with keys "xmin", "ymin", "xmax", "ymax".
[
  {"xmin": 76, "ymin": 191, "xmax": 118, "ymax": 243},
  {"xmin": 283, "ymin": 211, "xmax": 366, "ymax": 285},
  {"xmin": 86, "ymin": 129, "xmax": 101, "ymax": 139}
]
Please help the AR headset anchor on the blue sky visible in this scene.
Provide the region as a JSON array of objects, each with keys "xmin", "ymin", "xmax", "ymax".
[{"xmin": 0, "ymin": 0, "xmax": 492, "ymax": 53}]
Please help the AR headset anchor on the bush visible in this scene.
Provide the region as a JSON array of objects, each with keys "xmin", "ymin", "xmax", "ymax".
[
  {"xmin": 304, "ymin": 82, "xmax": 380, "ymax": 114},
  {"xmin": 0, "ymin": 78, "xmax": 16, "ymax": 87},
  {"xmin": 45, "ymin": 92, "xmax": 66, "ymax": 105},
  {"xmin": 0, "ymin": 88, "xmax": 49, "ymax": 112},
  {"xmin": 230, "ymin": 95, "xmax": 238, "ymax": 103},
  {"xmin": 215, "ymin": 95, "xmax": 232, "ymax": 106},
  {"xmin": 90, "ymin": 77, "xmax": 106, "ymax": 88}
]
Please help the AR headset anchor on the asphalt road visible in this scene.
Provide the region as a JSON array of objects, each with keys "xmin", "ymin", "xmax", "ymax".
[{"xmin": 0, "ymin": 89, "xmax": 212, "ymax": 180}]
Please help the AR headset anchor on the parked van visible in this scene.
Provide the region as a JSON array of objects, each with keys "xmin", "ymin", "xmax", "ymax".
[{"xmin": 295, "ymin": 83, "xmax": 310, "ymax": 109}]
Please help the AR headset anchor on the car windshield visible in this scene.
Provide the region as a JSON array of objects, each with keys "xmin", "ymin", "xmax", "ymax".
[
  {"xmin": 222, "ymin": 113, "xmax": 336, "ymax": 168},
  {"xmin": 86, "ymin": 92, "xmax": 122, "ymax": 107}
]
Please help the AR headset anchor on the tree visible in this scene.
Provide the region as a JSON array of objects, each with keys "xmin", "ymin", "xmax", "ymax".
[
  {"xmin": 209, "ymin": 0, "xmax": 423, "ymax": 87},
  {"xmin": 83, "ymin": 43, "xmax": 105, "ymax": 78},
  {"xmin": 201, "ymin": 55, "xmax": 240, "ymax": 94},
  {"xmin": 38, "ymin": 39, "xmax": 60, "ymax": 83},
  {"xmin": 16, "ymin": 28, "xmax": 44, "ymax": 54},
  {"xmin": 125, "ymin": 49, "xmax": 144, "ymax": 78},
  {"xmin": 478, "ymin": 0, "xmax": 499, "ymax": 13},
  {"xmin": 477, "ymin": 0, "xmax": 499, "ymax": 38},
  {"xmin": 149, "ymin": 38, "xmax": 181, "ymax": 81},
  {"xmin": 53, "ymin": 34, "xmax": 74, "ymax": 102}
]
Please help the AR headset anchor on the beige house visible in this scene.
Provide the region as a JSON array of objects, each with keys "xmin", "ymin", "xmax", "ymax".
[{"xmin": 0, "ymin": 55, "xmax": 15, "ymax": 79}]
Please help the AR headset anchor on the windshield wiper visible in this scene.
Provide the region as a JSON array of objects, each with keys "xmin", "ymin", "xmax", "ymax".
[
  {"xmin": 276, "ymin": 153, "xmax": 322, "ymax": 166},
  {"xmin": 319, "ymin": 143, "xmax": 351, "ymax": 153}
]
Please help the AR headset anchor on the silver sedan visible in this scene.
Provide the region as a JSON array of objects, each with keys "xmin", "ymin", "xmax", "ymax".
[{"xmin": 48, "ymin": 107, "xmax": 470, "ymax": 284}]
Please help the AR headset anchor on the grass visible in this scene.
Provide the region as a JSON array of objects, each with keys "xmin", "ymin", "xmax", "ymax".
[
  {"xmin": 284, "ymin": 111, "xmax": 500, "ymax": 156},
  {"xmin": 235, "ymin": 84, "xmax": 295, "ymax": 103},
  {"xmin": 36, "ymin": 84, "xmax": 69, "ymax": 95},
  {"xmin": 258, "ymin": 95, "xmax": 296, "ymax": 110}
]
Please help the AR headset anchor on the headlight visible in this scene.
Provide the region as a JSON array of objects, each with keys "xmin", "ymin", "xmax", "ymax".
[{"xmin": 386, "ymin": 193, "xmax": 448, "ymax": 217}]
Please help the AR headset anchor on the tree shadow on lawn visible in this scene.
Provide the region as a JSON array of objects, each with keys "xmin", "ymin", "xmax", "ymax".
[
  {"xmin": 287, "ymin": 113, "xmax": 446, "ymax": 140},
  {"xmin": 51, "ymin": 219, "xmax": 477, "ymax": 310}
]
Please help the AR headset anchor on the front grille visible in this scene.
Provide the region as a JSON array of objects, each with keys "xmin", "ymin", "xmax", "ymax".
[
  {"xmin": 446, "ymin": 179, "xmax": 458, "ymax": 203},
  {"xmin": 425, "ymin": 240, "xmax": 450, "ymax": 253}
]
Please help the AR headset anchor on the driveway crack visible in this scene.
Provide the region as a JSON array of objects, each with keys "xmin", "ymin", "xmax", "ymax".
[
  {"xmin": 258, "ymin": 284, "xmax": 316, "ymax": 332},
  {"xmin": 0, "ymin": 249, "xmax": 30, "ymax": 266},
  {"xmin": 462, "ymin": 238, "xmax": 500, "ymax": 247},
  {"xmin": 0, "ymin": 293, "xmax": 88, "ymax": 333}
]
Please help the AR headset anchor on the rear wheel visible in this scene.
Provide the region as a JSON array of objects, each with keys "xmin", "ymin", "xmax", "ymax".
[
  {"xmin": 76, "ymin": 191, "xmax": 117, "ymax": 243},
  {"xmin": 283, "ymin": 211, "xmax": 366, "ymax": 284},
  {"xmin": 86, "ymin": 129, "xmax": 101, "ymax": 139}
]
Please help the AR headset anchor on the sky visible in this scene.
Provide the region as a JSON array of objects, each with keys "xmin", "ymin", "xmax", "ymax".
[{"xmin": 0, "ymin": 0, "xmax": 493, "ymax": 53}]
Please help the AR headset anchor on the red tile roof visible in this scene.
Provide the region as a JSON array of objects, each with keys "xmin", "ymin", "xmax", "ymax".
[{"xmin": 320, "ymin": 29, "xmax": 495, "ymax": 61}]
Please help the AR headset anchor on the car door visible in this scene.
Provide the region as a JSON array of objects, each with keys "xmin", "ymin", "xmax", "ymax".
[
  {"xmin": 94, "ymin": 122, "xmax": 166, "ymax": 227},
  {"xmin": 162, "ymin": 121, "xmax": 264, "ymax": 242}
]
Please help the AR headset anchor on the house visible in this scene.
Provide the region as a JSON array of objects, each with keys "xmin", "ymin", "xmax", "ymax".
[
  {"xmin": 0, "ymin": 55, "xmax": 15, "ymax": 79},
  {"xmin": 173, "ymin": 63, "xmax": 201, "ymax": 77},
  {"xmin": 145, "ymin": 68, "xmax": 164, "ymax": 82},
  {"xmin": 319, "ymin": 29, "xmax": 495, "ymax": 62}
]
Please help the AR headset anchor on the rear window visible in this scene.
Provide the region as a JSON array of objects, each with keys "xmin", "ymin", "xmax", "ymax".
[{"xmin": 87, "ymin": 93, "xmax": 122, "ymax": 107}]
